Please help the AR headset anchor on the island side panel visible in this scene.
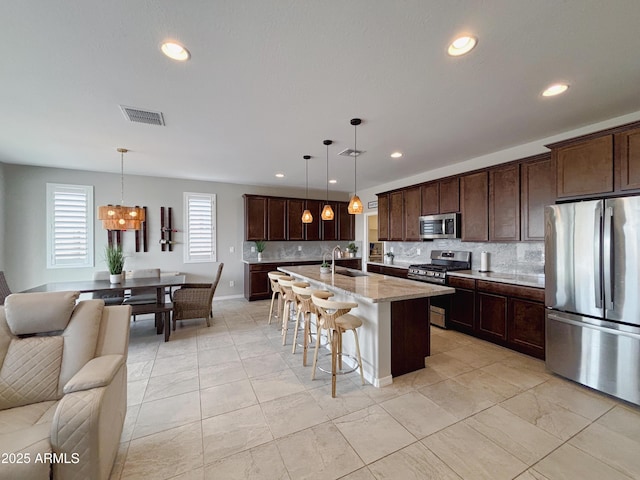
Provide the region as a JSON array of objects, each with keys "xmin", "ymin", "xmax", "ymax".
[{"xmin": 390, "ymin": 297, "xmax": 430, "ymax": 377}]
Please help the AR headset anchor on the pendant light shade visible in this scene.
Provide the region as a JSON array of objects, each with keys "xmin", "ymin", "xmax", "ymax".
[
  {"xmin": 301, "ymin": 155, "xmax": 313, "ymax": 224},
  {"xmin": 97, "ymin": 148, "xmax": 145, "ymax": 230},
  {"xmin": 321, "ymin": 140, "xmax": 334, "ymax": 221},
  {"xmin": 348, "ymin": 118, "xmax": 364, "ymax": 215}
]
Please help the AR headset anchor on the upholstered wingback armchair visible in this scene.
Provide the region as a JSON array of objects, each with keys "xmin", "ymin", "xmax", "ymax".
[{"xmin": 0, "ymin": 291, "xmax": 130, "ymax": 480}]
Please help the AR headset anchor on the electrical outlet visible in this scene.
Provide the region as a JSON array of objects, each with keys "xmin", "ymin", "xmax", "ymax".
[
  {"xmin": 417, "ymin": 248, "xmax": 421, "ymax": 255},
  {"xmin": 229, "ymin": 246, "xmax": 235, "ymax": 253},
  {"xmin": 297, "ymin": 245, "xmax": 302, "ymax": 251},
  {"xmin": 251, "ymin": 246, "xmax": 255, "ymax": 253},
  {"xmin": 390, "ymin": 247, "xmax": 394, "ymax": 253},
  {"xmin": 229, "ymin": 280, "xmax": 235, "ymax": 287}
]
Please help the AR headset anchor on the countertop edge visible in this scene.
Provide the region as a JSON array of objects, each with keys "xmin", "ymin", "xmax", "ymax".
[
  {"xmin": 278, "ymin": 266, "xmax": 454, "ymax": 303},
  {"xmin": 448, "ymin": 270, "xmax": 545, "ymax": 289}
]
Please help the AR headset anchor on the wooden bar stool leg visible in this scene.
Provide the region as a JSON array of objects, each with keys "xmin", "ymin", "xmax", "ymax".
[
  {"xmin": 353, "ymin": 329, "xmax": 365, "ymax": 385},
  {"xmin": 302, "ymin": 312, "xmax": 311, "ymax": 366},
  {"xmin": 292, "ymin": 307, "xmax": 302, "ymax": 354},
  {"xmin": 331, "ymin": 329, "xmax": 339, "ymax": 398},
  {"xmin": 268, "ymin": 291, "xmax": 277, "ymax": 325}
]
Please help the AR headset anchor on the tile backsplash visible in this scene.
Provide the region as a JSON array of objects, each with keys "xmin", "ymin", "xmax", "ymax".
[
  {"xmin": 384, "ymin": 239, "xmax": 544, "ymax": 275},
  {"xmin": 243, "ymin": 240, "xmax": 361, "ymax": 262}
]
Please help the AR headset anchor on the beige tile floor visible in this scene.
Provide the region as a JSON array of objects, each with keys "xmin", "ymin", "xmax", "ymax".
[{"xmin": 110, "ymin": 298, "xmax": 640, "ymax": 480}]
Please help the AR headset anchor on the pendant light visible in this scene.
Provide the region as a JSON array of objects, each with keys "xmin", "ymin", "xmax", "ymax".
[
  {"xmin": 301, "ymin": 155, "xmax": 313, "ymax": 223},
  {"xmin": 97, "ymin": 148, "xmax": 146, "ymax": 230},
  {"xmin": 321, "ymin": 140, "xmax": 334, "ymax": 221},
  {"xmin": 348, "ymin": 118, "xmax": 364, "ymax": 214}
]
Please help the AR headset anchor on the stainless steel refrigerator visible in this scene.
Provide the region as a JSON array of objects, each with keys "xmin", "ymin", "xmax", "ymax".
[{"xmin": 545, "ymin": 196, "xmax": 640, "ymax": 405}]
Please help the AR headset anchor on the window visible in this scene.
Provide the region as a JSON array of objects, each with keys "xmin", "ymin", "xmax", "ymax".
[
  {"xmin": 184, "ymin": 192, "xmax": 216, "ymax": 263},
  {"xmin": 46, "ymin": 183, "xmax": 94, "ymax": 268}
]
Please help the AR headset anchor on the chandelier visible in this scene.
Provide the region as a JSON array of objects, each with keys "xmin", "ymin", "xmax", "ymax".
[{"xmin": 97, "ymin": 148, "xmax": 145, "ymax": 230}]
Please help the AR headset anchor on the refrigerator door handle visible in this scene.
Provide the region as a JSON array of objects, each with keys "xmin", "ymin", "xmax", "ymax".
[
  {"xmin": 603, "ymin": 206, "xmax": 614, "ymax": 310},
  {"xmin": 594, "ymin": 206, "xmax": 603, "ymax": 309}
]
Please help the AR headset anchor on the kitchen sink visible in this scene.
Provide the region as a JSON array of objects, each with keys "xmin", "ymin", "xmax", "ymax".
[{"xmin": 335, "ymin": 269, "xmax": 368, "ymax": 277}]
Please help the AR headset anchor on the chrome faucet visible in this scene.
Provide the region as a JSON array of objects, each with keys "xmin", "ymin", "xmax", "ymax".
[{"xmin": 331, "ymin": 245, "xmax": 342, "ymax": 273}]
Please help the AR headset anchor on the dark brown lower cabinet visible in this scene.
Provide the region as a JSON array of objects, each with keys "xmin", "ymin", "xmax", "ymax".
[
  {"xmin": 447, "ymin": 276, "xmax": 545, "ymax": 359},
  {"xmin": 477, "ymin": 292, "xmax": 508, "ymax": 342},
  {"xmin": 391, "ymin": 297, "xmax": 430, "ymax": 377},
  {"xmin": 366, "ymin": 263, "xmax": 408, "ymax": 278},
  {"xmin": 508, "ymin": 297, "xmax": 545, "ymax": 358},
  {"xmin": 448, "ymin": 276, "xmax": 476, "ymax": 334}
]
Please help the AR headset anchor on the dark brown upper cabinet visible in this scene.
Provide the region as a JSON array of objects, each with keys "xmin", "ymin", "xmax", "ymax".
[
  {"xmin": 378, "ymin": 194, "xmax": 390, "ymax": 241},
  {"xmin": 553, "ymin": 135, "xmax": 614, "ymax": 198},
  {"xmin": 338, "ymin": 202, "xmax": 355, "ymax": 241},
  {"xmin": 244, "ymin": 195, "xmax": 267, "ymax": 241},
  {"xmin": 616, "ymin": 126, "xmax": 640, "ymax": 191},
  {"xmin": 420, "ymin": 178, "xmax": 459, "ymax": 216},
  {"xmin": 489, "ymin": 164, "xmax": 520, "ymax": 242},
  {"xmin": 460, "ymin": 171, "xmax": 489, "ymax": 242},
  {"xmin": 287, "ymin": 199, "xmax": 305, "ymax": 241},
  {"xmin": 439, "ymin": 177, "xmax": 460, "ymax": 213},
  {"xmin": 521, "ymin": 154, "xmax": 554, "ymax": 241},
  {"xmin": 389, "ymin": 191, "xmax": 404, "ymax": 241},
  {"xmin": 267, "ymin": 197, "xmax": 287, "ymax": 241},
  {"xmin": 321, "ymin": 201, "xmax": 339, "ymax": 241},
  {"xmin": 304, "ymin": 199, "xmax": 323, "ymax": 241},
  {"xmin": 420, "ymin": 182, "xmax": 439, "ymax": 215},
  {"xmin": 403, "ymin": 186, "xmax": 422, "ymax": 241}
]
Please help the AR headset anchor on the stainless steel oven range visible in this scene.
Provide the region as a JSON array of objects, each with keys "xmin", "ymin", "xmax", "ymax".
[{"xmin": 407, "ymin": 250, "xmax": 471, "ymax": 328}]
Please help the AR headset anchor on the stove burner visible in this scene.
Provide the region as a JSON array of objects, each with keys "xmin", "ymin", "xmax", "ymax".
[{"xmin": 407, "ymin": 250, "xmax": 471, "ymax": 284}]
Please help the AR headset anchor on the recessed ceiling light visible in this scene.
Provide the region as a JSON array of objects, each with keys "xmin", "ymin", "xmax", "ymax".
[
  {"xmin": 275, "ymin": 173, "xmax": 285, "ymax": 178},
  {"xmin": 391, "ymin": 152, "xmax": 403, "ymax": 158},
  {"xmin": 329, "ymin": 179, "xmax": 337, "ymax": 184},
  {"xmin": 542, "ymin": 83, "xmax": 569, "ymax": 97},
  {"xmin": 447, "ymin": 36, "xmax": 477, "ymax": 56},
  {"xmin": 161, "ymin": 41, "xmax": 190, "ymax": 61}
]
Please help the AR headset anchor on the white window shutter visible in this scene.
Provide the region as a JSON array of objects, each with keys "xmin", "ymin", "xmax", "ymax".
[
  {"xmin": 184, "ymin": 193, "xmax": 216, "ymax": 263},
  {"xmin": 46, "ymin": 183, "xmax": 94, "ymax": 268}
]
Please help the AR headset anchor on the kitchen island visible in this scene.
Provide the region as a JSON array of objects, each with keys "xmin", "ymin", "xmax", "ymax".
[{"xmin": 278, "ymin": 265, "xmax": 454, "ymax": 387}]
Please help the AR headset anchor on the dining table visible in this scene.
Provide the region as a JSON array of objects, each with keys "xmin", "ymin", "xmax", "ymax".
[{"xmin": 22, "ymin": 275, "xmax": 186, "ymax": 341}]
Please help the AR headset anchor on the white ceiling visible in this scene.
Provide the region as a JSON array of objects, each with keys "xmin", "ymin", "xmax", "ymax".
[{"xmin": 2, "ymin": 1, "xmax": 640, "ymax": 193}]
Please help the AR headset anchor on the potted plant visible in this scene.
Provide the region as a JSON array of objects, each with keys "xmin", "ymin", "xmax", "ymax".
[
  {"xmin": 346, "ymin": 242, "xmax": 358, "ymax": 258},
  {"xmin": 104, "ymin": 245, "xmax": 125, "ymax": 283},
  {"xmin": 384, "ymin": 251, "xmax": 395, "ymax": 265},
  {"xmin": 320, "ymin": 261, "xmax": 331, "ymax": 274},
  {"xmin": 255, "ymin": 240, "xmax": 266, "ymax": 261}
]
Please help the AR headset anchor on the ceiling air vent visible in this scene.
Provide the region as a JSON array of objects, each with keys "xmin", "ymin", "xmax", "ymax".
[
  {"xmin": 119, "ymin": 105, "xmax": 165, "ymax": 126},
  {"xmin": 338, "ymin": 148, "xmax": 365, "ymax": 157}
]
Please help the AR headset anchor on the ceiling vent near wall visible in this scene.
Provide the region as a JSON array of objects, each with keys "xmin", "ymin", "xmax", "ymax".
[
  {"xmin": 119, "ymin": 105, "xmax": 165, "ymax": 126},
  {"xmin": 338, "ymin": 148, "xmax": 365, "ymax": 157}
]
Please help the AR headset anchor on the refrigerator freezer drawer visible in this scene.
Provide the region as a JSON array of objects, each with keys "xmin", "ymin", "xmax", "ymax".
[{"xmin": 546, "ymin": 310, "xmax": 640, "ymax": 406}]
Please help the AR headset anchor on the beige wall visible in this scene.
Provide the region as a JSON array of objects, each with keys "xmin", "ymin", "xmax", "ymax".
[
  {"xmin": 0, "ymin": 162, "xmax": 5, "ymax": 271},
  {"xmin": 2, "ymin": 164, "xmax": 347, "ymax": 294}
]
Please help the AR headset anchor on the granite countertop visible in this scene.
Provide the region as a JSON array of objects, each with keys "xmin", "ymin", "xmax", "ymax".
[
  {"xmin": 448, "ymin": 270, "xmax": 545, "ymax": 289},
  {"xmin": 242, "ymin": 256, "xmax": 361, "ymax": 265},
  {"xmin": 278, "ymin": 265, "xmax": 454, "ymax": 303}
]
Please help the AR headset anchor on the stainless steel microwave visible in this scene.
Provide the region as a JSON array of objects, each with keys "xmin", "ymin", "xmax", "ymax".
[{"xmin": 419, "ymin": 213, "xmax": 460, "ymax": 239}]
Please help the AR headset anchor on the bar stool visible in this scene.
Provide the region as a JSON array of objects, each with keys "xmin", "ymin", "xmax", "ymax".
[
  {"xmin": 277, "ymin": 276, "xmax": 299, "ymax": 345},
  {"xmin": 291, "ymin": 284, "xmax": 332, "ymax": 366},
  {"xmin": 267, "ymin": 271, "xmax": 287, "ymax": 325},
  {"xmin": 311, "ymin": 292, "xmax": 365, "ymax": 397}
]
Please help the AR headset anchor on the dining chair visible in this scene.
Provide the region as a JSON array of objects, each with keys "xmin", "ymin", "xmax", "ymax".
[
  {"xmin": 92, "ymin": 271, "xmax": 125, "ymax": 306},
  {"xmin": 0, "ymin": 271, "xmax": 12, "ymax": 305},
  {"xmin": 172, "ymin": 263, "xmax": 224, "ymax": 330},
  {"xmin": 123, "ymin": 268, "xmax": 161, "ymax": 304},
  {"xmin": 122, "ymin": 268, "xmax": 161, "ymax": 321}
]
